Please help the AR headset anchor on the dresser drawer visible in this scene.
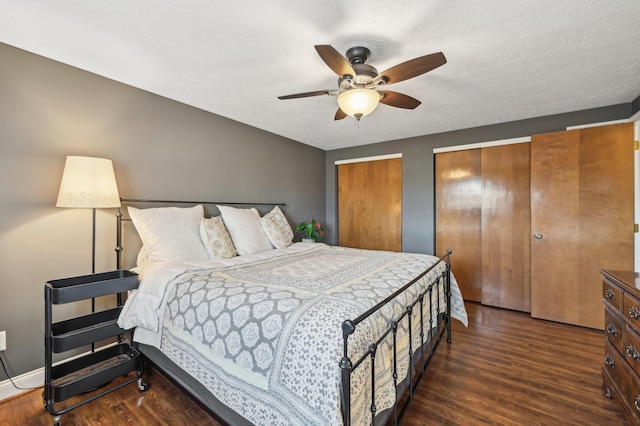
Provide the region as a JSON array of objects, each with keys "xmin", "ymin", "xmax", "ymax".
[
  {"xmin": 607, "ymin": 339, "xmax": 640, "ymax": 423},
  {"xmin": 605, "ymin": 307, "xmax": 624, "ymax": 354},
  {"xmin": 604, "ymin": 279, "xmax": 623, "ymax": 312},
  {"xmin": 605, "ymin": 339, "xmax": 627, "ymax": 391},
  {"xmin": 624, "ymin": 292, "xmax": 640, "ymax": 329},
  {"xmin": 626, "ymin": 326, "xmax": 640, "ymax": 377}
]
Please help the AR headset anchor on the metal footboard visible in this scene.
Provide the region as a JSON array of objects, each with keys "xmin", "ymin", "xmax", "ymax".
[{"xmin": 340, "ymin": 249, "xmax": 452, "ymax": 426}]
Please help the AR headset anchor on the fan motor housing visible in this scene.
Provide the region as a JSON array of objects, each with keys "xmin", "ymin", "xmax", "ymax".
[{"xmin": 339, "ymin": 64, "xmax": 377, "ymax": 86}]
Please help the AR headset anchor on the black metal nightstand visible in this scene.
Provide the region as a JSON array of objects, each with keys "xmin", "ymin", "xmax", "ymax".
[{"xmin": 43, "ymin": 270, "xmax": 148, "ymax": 426}]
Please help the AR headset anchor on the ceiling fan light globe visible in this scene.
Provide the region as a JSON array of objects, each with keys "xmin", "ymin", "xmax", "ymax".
[{"xmin": 337, "ymin": 89, "xmax": 380, "ymax": 119}]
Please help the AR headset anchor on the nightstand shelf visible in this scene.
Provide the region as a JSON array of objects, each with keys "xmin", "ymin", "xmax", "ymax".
[
  {"xmin": 49, "ymin": 343, "xmax": 139, "ymax": 402},
  {"xmin": 48, "ymin": 270, "xmax": 138, "ymax": 303},
  {"xmin": 44, "ymin": 270, "xmax": 147, "ymax": 425},
  {"xmin": 51, "ymin": 307, "xmax": 124, "ymax": 352}
]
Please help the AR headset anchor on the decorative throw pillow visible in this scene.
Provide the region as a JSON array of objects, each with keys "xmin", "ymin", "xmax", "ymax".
[
  {"xmin": 128, "ymin": 205, "xmax": 209, "ymax": 263},
  {"xmin": 259, "ymin": 206, "xmax": 293, "ymax": 249},
  {"xmin": 200, "ymin": 216, "xmax": 237, "ymax": 259},
  {"xmin": 217, "ymin": 205, "xmax": 274, "ymax": 255}
]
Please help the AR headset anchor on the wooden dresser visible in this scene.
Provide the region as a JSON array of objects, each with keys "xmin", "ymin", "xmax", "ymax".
[{"xmin": 601, "ymin": 270, "xmax": 640, "ymax": 424}]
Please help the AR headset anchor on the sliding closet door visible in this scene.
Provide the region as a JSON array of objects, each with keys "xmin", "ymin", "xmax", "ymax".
[
  {"xmin": 481, "ymin": 143, "xmax": 531, "ymax": 312},
  {"xmin": 338, "ymin": 158, "xmax": 402, "ymax": 251},
  {"xmin": 531, "ymin": 123, "xmax": 634, "ymax": 329},
  {"xmin": 435, "ymin": 149, "xmax": 482, "ymax": 302}
]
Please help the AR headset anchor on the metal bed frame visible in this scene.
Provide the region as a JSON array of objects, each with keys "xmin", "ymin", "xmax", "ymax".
[
  {"xmin": 340, "ymin": 250, "xmax": 451, "ymax": 425},
  {"xmin": 115, "ymin": 198, "xmax": 453, "ymax": 426}
]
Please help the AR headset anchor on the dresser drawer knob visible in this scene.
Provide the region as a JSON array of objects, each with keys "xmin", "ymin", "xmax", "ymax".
[
  {"xmin": 605, "ymin": 353, "xmax": 615, "ymax": 368},
  {"xmin": 630, "ymin": 306, "xmax": 640, "ymax": 320},
  {"xmin": 606, "ymin": 322, "xmax": 618, "ymax": 336},
  {"xmin": 605, "ymin": 288, "xmax": 615, "ymax": 299},
  {"xmin": 627, "ymin": 344, "xmax": 640, "ymax": 361},
  {"xmin": 635, "ymin": 395, "xmax": 640, "ymax": 411}
]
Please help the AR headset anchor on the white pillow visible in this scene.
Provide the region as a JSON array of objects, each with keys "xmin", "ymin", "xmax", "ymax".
[
  {"xmin": 200, "ymin": 216, "xmax": 237, "ymax": 259},
  {"xmin": 217, "ymin": 205, "xmax": 274, "ymax": 255},
  {"xmin": 128, "ymin": 205, "xmax": 209, "ymax": 263},
  {"xmin": 136, "ymin": 245, "xmax": 151, "ymax": 269},
  {"xmin": 259, "ymin": 206, "xmax": 293, "ymax": 249}
]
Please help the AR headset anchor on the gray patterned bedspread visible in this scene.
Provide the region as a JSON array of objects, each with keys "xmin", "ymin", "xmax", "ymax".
[{"xmin": 154, "ymin": 244, "xmax": 466, "ymax": 425}]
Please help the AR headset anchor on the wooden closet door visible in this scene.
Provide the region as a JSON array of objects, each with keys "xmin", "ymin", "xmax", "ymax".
[
  {"xmin": 435, "ymin": 149, "xmax": 482, "ymax": 302},
  {"xmin": 338, "ymin": 158, "xmax": 402, "ymax": 251},
  {"xmin": 530, "ymin": 130, "xmax": 581, "ymax": 325},
  {"xmin": 531, "ymin": 123, "xmax": 634, "ymax": 329},
  {"xmin": 481, "ymin": 143, "xmax": 531, "ymax": 312}
]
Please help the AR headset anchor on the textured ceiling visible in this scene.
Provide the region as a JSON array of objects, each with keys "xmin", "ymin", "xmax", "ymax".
[{"xmin": 1, "ymin": 1, "xmax": 639, "ymax": 150}]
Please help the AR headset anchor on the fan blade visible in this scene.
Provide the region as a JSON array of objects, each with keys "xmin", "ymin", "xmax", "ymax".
[
  {"xmin": 334, "ymin": 108, "xmax": 347, "ymax": 120},
  {"xmin": 378, "ymin": 52, "xmax": 446, "ymax": 85},
  {"xmin": 315, "ymin": 45, "xmax": 356, "ymax": 78},
  {"xmin": 379, "ymin": 91, "xmax": 421, "ymax": 109},
  {"xmin": 278, "ymin": 90, "xmax": 333, "ymax": 100}
]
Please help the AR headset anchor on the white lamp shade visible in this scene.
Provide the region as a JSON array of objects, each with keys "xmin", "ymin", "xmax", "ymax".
[
  {"xmin": 56, "ymin": 156, "xmax": 121, "ymax": 208},
  {"xmin": 337, "ymin": 89, "xmax": 381, "ymax": 119}
]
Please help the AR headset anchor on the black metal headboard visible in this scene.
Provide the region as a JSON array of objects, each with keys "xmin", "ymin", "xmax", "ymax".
[{"xmin": 115, "ymin": 198, "xmax": 285, "ymax": 270}]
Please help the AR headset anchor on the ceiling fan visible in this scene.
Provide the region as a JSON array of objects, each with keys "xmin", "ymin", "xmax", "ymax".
[{"xmin": 278, "ymin": 45, "xmax": 446, "ymax": 121}]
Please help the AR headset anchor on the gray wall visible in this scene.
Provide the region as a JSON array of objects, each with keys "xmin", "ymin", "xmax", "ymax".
[
  {"xmin": 325, "ymin": 104, "xmax": 632, "ymax": 254},
  {"xmin": 0, "ymin": 43, "xmax": 325, "ymax": 380},
  {"xmin": 633, "ymin": 93, "xmax": 640, "ymax": 116}
]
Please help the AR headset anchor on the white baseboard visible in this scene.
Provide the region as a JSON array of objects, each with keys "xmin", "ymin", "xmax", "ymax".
[{"xmin": 0, "ymin": 366, "xmax": 43, "ymax": 401}]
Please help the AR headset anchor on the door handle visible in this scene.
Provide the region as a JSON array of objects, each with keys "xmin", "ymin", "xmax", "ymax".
[{"xmin": 532, "ymin": 233, "xmax": 543, "ymax": 239}]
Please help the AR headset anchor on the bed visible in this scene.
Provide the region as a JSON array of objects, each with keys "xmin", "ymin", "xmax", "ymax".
[{"xmin": 115, "ymin": 200, "xmax": 467, "ymax": 425}]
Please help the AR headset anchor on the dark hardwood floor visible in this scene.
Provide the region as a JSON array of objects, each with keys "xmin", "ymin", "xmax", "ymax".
[{"xmin": 1, "ymin": 303, "xmax": 628, "ymax": 425}]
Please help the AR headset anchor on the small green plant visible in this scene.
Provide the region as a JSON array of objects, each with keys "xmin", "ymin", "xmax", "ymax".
[{"xmin": 296, "ymin": 219, "xmax": 324, "ymax": 241}]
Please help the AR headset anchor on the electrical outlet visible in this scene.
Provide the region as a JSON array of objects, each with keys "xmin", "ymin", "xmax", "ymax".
[{"xmin": 0, "ymin": 330, "xmax": 5, "ymax": 352}]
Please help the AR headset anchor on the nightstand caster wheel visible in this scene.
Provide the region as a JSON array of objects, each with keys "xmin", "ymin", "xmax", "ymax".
[
  {"xmin": 137, "ymin": 378, "xmax": 149, "ymax": 392},
  {"xmin": 604, "ymin": 387, "xmax": 612, "ymax": 399}
]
